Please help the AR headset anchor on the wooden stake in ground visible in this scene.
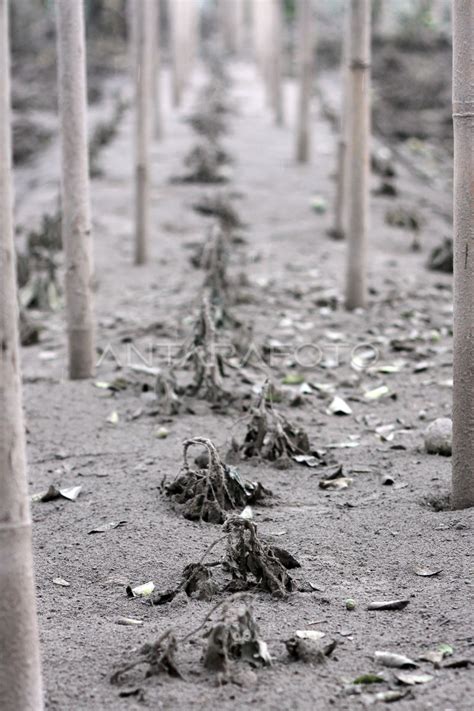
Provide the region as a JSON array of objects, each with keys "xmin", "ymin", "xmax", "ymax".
[
  {"xmin": 345, "ymin": 0, "xmax": 370, "ymax": 310},
  {"xmin": 331, "ymin": 3, "xmax": 351, "ymax": 239},
  {"xmin": 153, "ymin": 0, "xmax": 163, "ymax": 140},
  {"xmin": 452, "ymin": 0, "xmax": 474, "ymax": 509},
  {"xmin": 0, "ymin": 1, "xmax": 43, "ymax": 707},
  {"xmin": 133, "ymin": 0, "xmax": 154, "ymax": 265},
  {"xmin": 270, "ymin": 0, "xmax": 284, "ymax": 126},
  {"xmin": 295, "ymin": 0, "xmax": 313, "ymax": 162},
  {"xmin": 55, "ymin": 0, "xmax": 96, "ymax": 378}
]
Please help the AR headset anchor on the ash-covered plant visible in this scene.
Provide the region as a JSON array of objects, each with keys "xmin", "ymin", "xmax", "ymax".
[
  {"xmin": 180, "ymin": 295, "xmax": 231, "ymax": 402},
  {"xmin": 188, "ymin": 108, "xmax": 228, "ymax": 141},
  {"xmin": 223, "ymin": 517, "xmax": 296, "ymax": 596},
  {"xmin": 203, "ymin": 598, "xmax": 271, "ymax": 676},
  {"xmin": 192, "ymin": 193, "xmax": 245, "ymax": 232},
  {"xmin": 172, "ymin": 141, "xmax": 231, "ymax": 184},
  {"xmin": 230, "ymin": 381, "xmax": 311, "ymax": 463},
  {"xmin": 164, "ymin": 437, "xmax": 272, "ymax": 524},
  {"xmin": 155, "ymin": 369, "xmax": 183, "ymax": 416},
  {"xmin": 110, "ymin": 629, "xmax": 182, "ymax": 685}
]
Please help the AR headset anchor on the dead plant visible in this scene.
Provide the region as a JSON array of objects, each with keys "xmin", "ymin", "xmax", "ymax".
[
  {"xmin": 223, "ymin": 517, "xmax": 296, "ymax": 596},
  {"xmin": 110, "ymin": 629, "xmax": 182, "ymax": 684},
  {"xmin": 164, "ymin": 437, "xmax": 271, "ymax": 524},
  {"xmin": 231, "ymin": 381, "xmax": 311, "ymax": 463}
]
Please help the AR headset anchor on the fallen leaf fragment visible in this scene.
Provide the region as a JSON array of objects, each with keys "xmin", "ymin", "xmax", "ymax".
[
  {"xmin": 116, "ymin": 617, "xmax": 144, "ymax": 626},
  {"xmin": 32, "ymin": 484, "xmax": 82, "ymax": 503},
  {"xmin": 295, "ymin": 630, "xmax": 326, "ymax": 641},
  {"xmin": 374, "ymin": 651, "xmax": 418, "ymax": 669},
  {"xmin": 319, "ymin": 476, "xmax": 352, "ymax": 490},
  {"xmin": 364, "ymin": 386, "xmax": 391, "ymax": 401},
  {"xmin": 126, "ymin": 581, "xmax": 155, "ymax": 598},
  {"xmin": 240, "ymin": 505, "xmax": 253, "ymax": 520},
  {"xmin": 328, "ymin": 396, "xmax": 352, "ymax": 416},
  {"xmin": 107, "ymin": 410, "xmax": 119, "ymax": 425},
  {"xmin": 88, "ymin": 520, "xmax": 127, "ymax": 534},
  {"xmin": 414, "ymin": 567, "xmax": 443, "ymax": 577},
  {"xmin": 420, "ymin": 643, "xmax": 453, "ymax": 666},
  {"xmin": 367, "ymin": 599, "xmax": 410, "ymax": 611},
  {"xmin": 395, "ymin": 671, "xmax": 433, "ymax": 685},
  {"xmin": 353, "ymin": 673, "xmax": 385, "ymax": 685}
]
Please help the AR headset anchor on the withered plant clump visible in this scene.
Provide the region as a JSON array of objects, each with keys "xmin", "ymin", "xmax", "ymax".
[
  {"xmin": 155, "ymin": 369, "xmax": 183, "ymax": 416},
  {"xmin": 172, "ymin": 142, "xmax": 230, "ymax": 185},
  {"xmin": 165, "ymin": 437, "xmax": 272, "ymax": 524},
  {"xmin": 171, "ymin": 141, "xmax": 230, "ymax": 184},
  {"xmin": 223, "ymin": 517, "xmax": 296, "ymax": 596},
  {"xmin": 203, "ymin": 599, "xmax": 271, "ymax": 675},
  {"xmin": 231, "ymin": 382, "xmax": 311, "ymax": 463},
  {"xmin": 427, "ymin": 237, "xmax": 453, "ymax": 273},
  {"xmin": 110, "ymin": 629, "xmax": 182, "ymax": 685},
  {"xmin": 192, "ymin": 193, "xmax": 245, "ymax": 232},
  {"xmin": 188, "ymin": 109, "xmax": 227, "ymax": 141},
  {"xmin": 181, "ymin": 296, "xmax": 231, "ymax": 402}
]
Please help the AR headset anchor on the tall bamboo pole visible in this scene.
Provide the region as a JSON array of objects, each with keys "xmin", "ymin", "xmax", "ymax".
[
  {"xmin": 332, "ymin": 3, "xmax": 351, "ymax": 239},
  {"xmin": 153, "ymin": 0, "xmax": 163, "ymax": 140},
  {"xmin": 270, "ymin": 0, "xmax": 284, "ymax": 126},
  {"xmin": 0, "ymin": 2, "xmax": 43, "ymax": 708},
  {"xmin": 295, "ymin": 0, "xmax": 313, "ymax": 163},
  {"xmin": 452, "ymin": 0, "xmax": 474, "ymax": 510},
  {"xmin": 345, "ymin": 0, "xmax": 370, "ymax": 311},
  {"xmin": 55, "ymin": 0, "xmax": 96, "ymax": 378},
  {"xmin": 169, "ymin": 0, "xmax": 182, "ymax": 107},
  {"xmin": 134, "ymin": 0, "xmax": 154, "ymax": 265}
]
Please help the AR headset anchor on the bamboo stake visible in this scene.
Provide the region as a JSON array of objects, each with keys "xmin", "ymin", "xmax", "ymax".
[
  {"xmin": 0, "ymin": 1, "xmax": 43, "ymax": 708},
  {"xmin": 169, "ymin": 0, "xmax": 182, "ymax": 107},
  {"xmin": 332, "ymin": 2, "xmax": 351, "ymax": 239},
  {"xmin": 134, "ymin": 0, "xmax": 154, "ymax": 265},
  {"xmin": 153, "ymin": 0, "xmax": 163, "ymax": 140},
  {"xmin": 452, "ymin": 0, "xmax": 474, "ymax": 509},
  {"xmin": 295, "ymin": 0, "xmax": 313, "ymax": 163},
  {"xmin": 55, "ymin": 0, "xmax": 96, "ymax": 378},
  {"xmin": 270, "ymin": 0, "xmax": 284, "ymax": 126},
  {"xmin": 345, "ymin": 0, "xmax": 370, "ymax": 311}
]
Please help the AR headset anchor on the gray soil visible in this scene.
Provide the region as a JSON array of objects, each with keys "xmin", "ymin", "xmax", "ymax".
[{"xmin": 17, "ymin": 57, "xmax": 473, "ymax": 711}]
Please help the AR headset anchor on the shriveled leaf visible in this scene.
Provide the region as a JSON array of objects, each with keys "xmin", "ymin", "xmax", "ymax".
[
  {"xmin": 116, "ymin": 617, "xmax": 144, "ymax": 626},
  {"xmin": 414, "ymin": 567, "xmax": 443, "ymax": 577},
  {"xmin": 310, "ymin": 195, "xmax": 327, "ymax": 214},
  {"xmin": 240, "ymin": 505, "xmax": 253, "ymax": 520},
  {"xmin": 292, "ymin": 454, "xmax": 321, "ymax": 468},
  {"xmin": 353, "ymin": 673, "xmax": 386, "ymax": 685},
  {"xmin": 282, "ymin": 373, "xmax": 305, "ymax": 385},
  {"xmin": 367, "ymin": 599, "xmax": 410, "ymax": 611},
  {"xmin": 88, "ymin": 520, "xmax": 127, "ymax": 534},
  {"xmin": 127, "ymin": 581, "xmax": 155, "ymax": 598},
  {"xmin": 395, "ymin": 671, "xmax": 433, "ymax": 685},
  {"xmin": 319, "ymin": 476, "xmax": 352, "ymax": 490},
  {"xmin": 374, "ymin": 651, "xmax": 418, "ymax": 669},
  {"xmin": 371, "ymin": 690, "xmax": 407, "ymax": 703},
  {"xmin": 107, "ymin": 410, "xmax": 119, "ymax": 425},
  {"xmin": 420, "ymin": 643, "xmax": 453, "ymax": 666},
  {"xmin": 364, "ymin": 386, "xmax": 391, "ymax": 401},
  {"xmin": 295, "ymin": 630, "xmax": 326, "ymax": 641},
  {"xmin": 327, "ymin": 396, "xmax": 352, "ymax": 416},
  {"xmin": 59, "ymin": 485, "xmax": 82, "ymax": 501}
]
